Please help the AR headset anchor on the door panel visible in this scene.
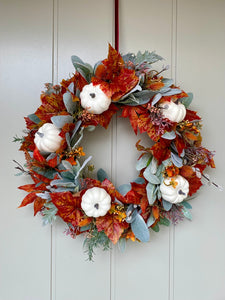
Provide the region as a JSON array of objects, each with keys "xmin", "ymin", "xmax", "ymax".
[{"xmin": 0, "ymin": 1, "xmax": 53, "ymax": 299}]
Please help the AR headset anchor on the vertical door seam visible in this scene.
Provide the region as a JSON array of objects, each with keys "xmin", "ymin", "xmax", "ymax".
[
  {"xmin": 51, "ymin": 0, "xmax": 59, "ymax": 299},
  {"xmin": 169, "ymin": 0, "xmax": 177, "ymax": 300}
]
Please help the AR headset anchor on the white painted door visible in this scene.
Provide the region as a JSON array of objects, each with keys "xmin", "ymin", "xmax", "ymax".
[{"xmin": 1, "ymin": 1, "xmax": 225, "ymax": 299}]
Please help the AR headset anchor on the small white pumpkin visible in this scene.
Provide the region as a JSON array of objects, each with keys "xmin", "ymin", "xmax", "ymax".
[
  {"xmin": 80, "ymin": 83, "xmax": 111, "ymax": 114},
  {"xmin": 81, "ymin": 187, "xmax": 111, "ymax": 217},
  {"xmin": 34, "ymin": 123, "xmax": 62, "ymax": 155},
  {"xmin": 159, "ymin": 101, "xmax": 186, "ymax": 123},
  {"xmin": 160, "ymin": 175, "xmax": 189, "ymax": 204}
]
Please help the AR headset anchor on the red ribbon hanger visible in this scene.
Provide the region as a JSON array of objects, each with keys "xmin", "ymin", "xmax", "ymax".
[{"xmin": 115, "ymin": 0, "xmax": 119, "ymax": 52}]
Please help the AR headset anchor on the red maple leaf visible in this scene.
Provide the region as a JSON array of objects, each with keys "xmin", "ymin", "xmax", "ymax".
[
  {"xmin": 187, "ymin": 175, "xmax": 203, "ymax": 196},
  {"xmin": 19, "ymin": 183, "xmax": 47, "ymax": 193},
  {"xmin": 82, "ymin": 103, "xmax": 118, "ymax": 129},
  {"xmin": 30, "ymin": 147, "xmax": 59, "ymax": 169},
  {"xmin": 92, "ymin": 44, "xmax": 139, "ymax": 101},
  {"xmin": 124, "ymin": 189, "xmax": 142, "ymax": 205},
  {"xmin": 61, "ymin": 72, "xmax": 88, "ymax": 94},
  {"xmin": 33, "ymin": 147, "xmax": 46, "ymax": 163},
  {"xmin": 124, "ymin": 182, "xmax": 149, "ymax": 214},
  {"xmin": 146, "ymin": 122, "xmax": 161, "ymax": 142},
  {"xmin": 18, "ymin": 192, "xmax": 38, "ymax": 208},
  {"xmin": 20, "ymin": 132, "xmax": 36, "ymax": 152},
  {"xmin": 96, "ymin": 214, "xmax": 129, "ymax": 244},
  {"xmin": 24, "ymin": 116, "xmax": 41, "ymax": 131},
  {"xmin": 179, "ymin": 166, "xmax": 202, "ymax": 196},
  {"xmin": 50, "ymin": 191, "xmax": 91, "ymax": 227},
  {"xmin": 174, "ymin": 134, "xmax": 186, "ymax": 156},
  {"xmin": 101, "ymin": 178, "xmax": 127, "ymax": 203},
  {"xmin": 35, "ymin": 91, "xmax": 68, "ymax": 123},
  {"xmin": 34, "ymin": 197, "xmax": 46, "ymax": 216},
  {"xmin": 18, "ymin": 192, "xmax": 46, "ymax": 216},
  {"xmin": 151, "ymin": 138, "xmax": 171, "ymax": 164},
  {"xmin": 121, "ymin": 105, "xmax": 149, "ymax": 135},
  {"xmin": 185, "ymin": 109, "xmax": 201, "ymax": 121}
]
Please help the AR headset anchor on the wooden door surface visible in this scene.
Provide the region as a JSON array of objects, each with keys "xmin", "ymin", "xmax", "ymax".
[{"xmin": 1, "ymin": 1, "xmax": 225, "ymax": 299}]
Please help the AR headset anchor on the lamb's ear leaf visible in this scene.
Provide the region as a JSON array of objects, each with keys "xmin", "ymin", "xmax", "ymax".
[
  {"xmin": 131, "ymin": 214, "xmax": 150, "ymax": 242},
  {"xmin": 162, "ymin": 131, "xmax": 176, "ymax": 140},
  {"xmin": 171, "ymin": 152, "xmax": 183, "ymax": 168},
  {"xmin": 27, "ymin": 114, "xmax": 41, "ymax": 124},
  {"xmin": 181, "ymin": 206, "xmax": 192, "ymax": 220},
  {"xmin": 146, "ymin": 183, "xmax": 156, "ymax": 205},
  {"xmin": 118, "ymin": 238, "xmax": 126, "ymax": 253},
  {"xmin": 136, "ymin": 154, "xmax": 152, "ymax": 171},
  {"xmin": 63, "ymin": 92, "xmax": 77, "ymax": 114},
  {"xmin": 162, "ymin": 199, "xmax": 173, "ymax": 211},
  {"xmin": 118, "ymin": 184, "xmax": 131, "ymax": 196},
  {"xmin": 143, "ymin": 165, "xmax": 160, "ymax": 184},
  {"xmin": 97, "ymin": 168, "xmax": 109, "ymax": 182},
  {"xmin": 181, "ymin": 201, "xmax": 192, "ymax": 209},
  {"xmin": 51, "ymin": 115, "xmax": 74, "ymax": 128},
  {"xmin": 147, "ymin": 213, "xmax": 155, "ymax": 227},
  {"xmin": 180, "ymin": 93, "xmax": 193, "ymax": 108},
  {"xmin": 71, "ymin": 55, "xmax": 93, "ymax": 82}
]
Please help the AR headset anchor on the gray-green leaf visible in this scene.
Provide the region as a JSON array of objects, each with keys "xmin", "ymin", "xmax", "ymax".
[
  {"xmin": 118, "ymin": 184, "xmax": 131, "ymax": 196},
  {"xmin": 97, "ymin": 168, "xmax": 109, "ymax": 182},
  {"xmin": 159, "ymin": 217, "xmax": 170, "ymax": 226},
  {"xmin": 171, "ymin": 152, "xmax": 183, "ymax": 168},
  {"xmin": 146, "ymin": 182, "xmax": 156, "ymax": 205},
  {"xmin": 162, "ymin": 199, "xmax": 173, "ymax": 211},
  {"xmin": 182, "ymin": 206, "xmax": 192, "ymax": 220},
  {"xmin": 151, "ymin": 223, "xmax": 160, "ymax": 232},
  {"xmin": 136, "ymin": 154, "xmax": 152, "ymax": 171},
  {"xmin": 180, "ymin": 93, "xmax": 193, "ymax": 108},
  {"xmin": 131, "ymin": 214, "xmax": 150, "ymax": 242},
  {"xmin": 27, "ymin": 113, "xmax": 41, "ymax": 124},
  {"xmin": 51, "ymin": 115, "xmax": 74, "ymax": 128},
  {"xmin": 143, "ymin": 165, "xmax": 160, "ymax": 184},
  {"xmin": 162, "ymin": 131, "xmax": 176, "ymax": 140},
  {"xmin": 147, "ymin": 213, "xmax": 155, "ymax": 227},
  {"xmin": 63, "ymin": 92, "xmax": 77, "ymax": 114}
]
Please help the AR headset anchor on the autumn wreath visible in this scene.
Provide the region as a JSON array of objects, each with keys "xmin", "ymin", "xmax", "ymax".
[{"xmin": 14, "ymin": 44, "xmax": 217, "ymax": 260}]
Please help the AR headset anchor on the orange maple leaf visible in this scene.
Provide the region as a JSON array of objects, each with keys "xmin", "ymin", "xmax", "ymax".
[
  {"xmin": 61, "ymin": 72, "xmax": 88, "ymax": 94},
  {"xmin": 96, "ymin": 214, "xmax": 129, "ymax": 244},
  {"xmin": 185, "ymin": 109, "xmax": 201, "ymax": 122},
  {"xmin": 179, "ymin": 166, "xmax": 202, "ymax": 196},
  {"xmin": 50, "ymin": 191, "xmax": 89, "ymax": 227},
  {"xmin": 82, "ymin": 103, "xmax": 118, "ymax": 129},
  {"xmin": 124, "ymin": 182, "xmax": 149, "ymax": 214},
  {"xmin": 93, "ymin": 44, "xmax": 139, "ymax": 101},
  {"xmin": 20, "ymin": 132, "xmax": 36, "ymax": 152},
  {"xmin": 151, "ymin": 138, "xmax": 171, "ymax": 165},
  {"xmin": 35, "ymin": 91, "xmax": 68, "ymax": 123},
  {"xmin": 18, "ymin": 192, "xmax": 46, "ymax": 216}
]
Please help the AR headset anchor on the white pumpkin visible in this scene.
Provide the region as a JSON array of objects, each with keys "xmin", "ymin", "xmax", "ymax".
[
  {"xmin": 160, "ymin": 175, "xmax": 189, "ymax": 204},
  {"xmin": 159, "ymin": 101, "xmax": 186, "ymax": 123},
  {"xmin": 81, "ymin": 187, "xmax": 111, "ymax": 217},
  {"xmin": 34, "ymin": 123, "xmax": 62, "ymax": 155},
  {"xmin": 80, "ymin": 83, "xmax": 111, "ymax": 114}
]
